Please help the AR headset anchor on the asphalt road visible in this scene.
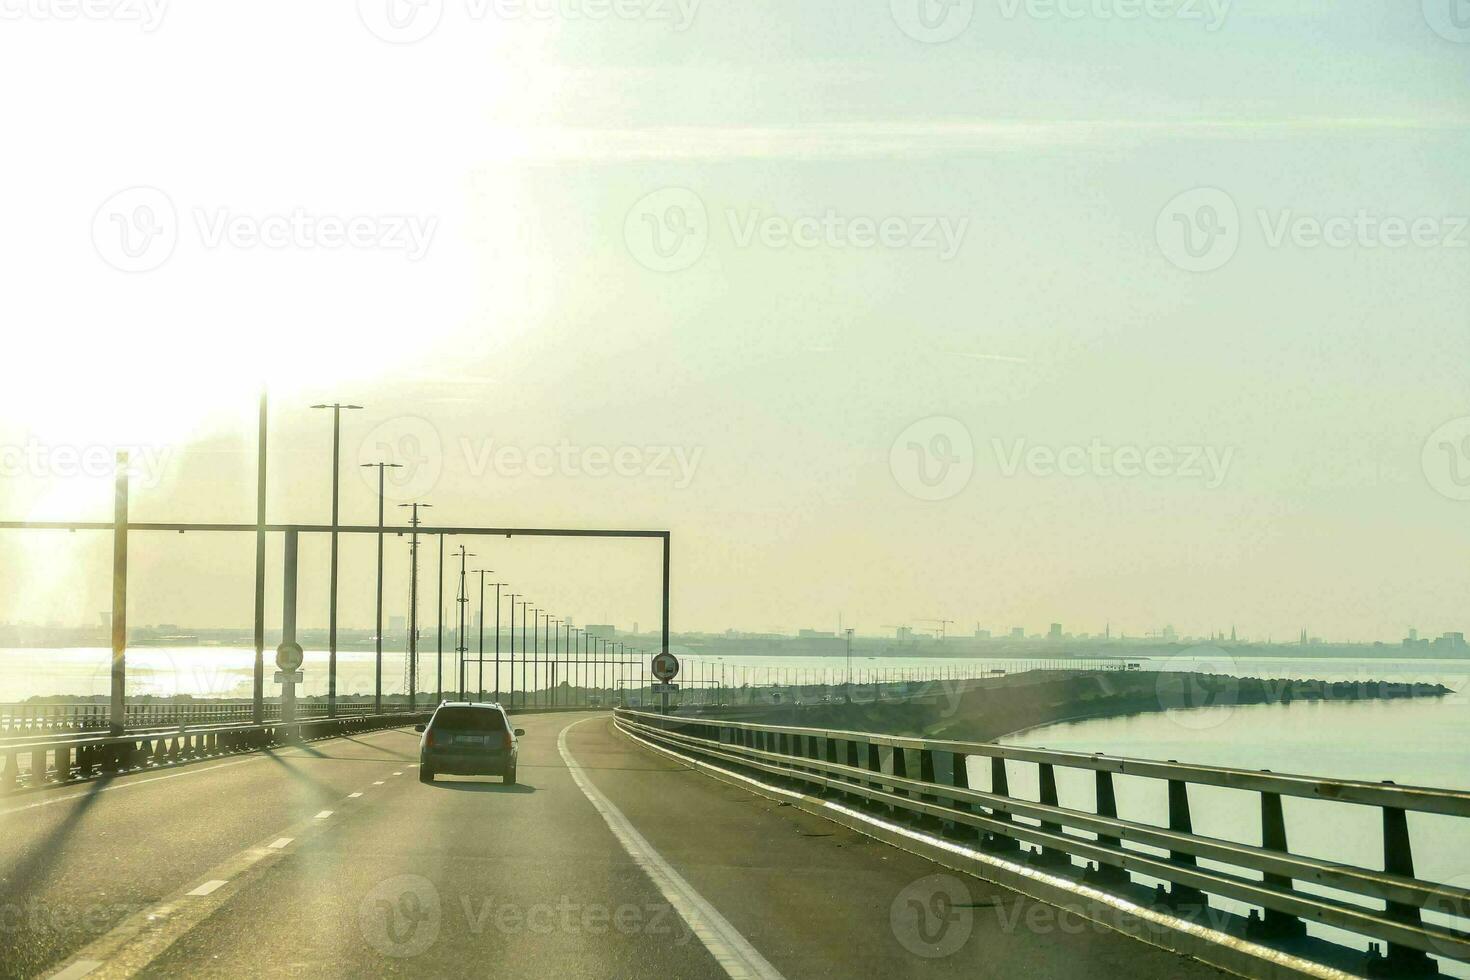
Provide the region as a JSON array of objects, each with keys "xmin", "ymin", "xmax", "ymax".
[{"xmin": 1, "ymin": 712, "xmax": 1228, "ymax": 979}]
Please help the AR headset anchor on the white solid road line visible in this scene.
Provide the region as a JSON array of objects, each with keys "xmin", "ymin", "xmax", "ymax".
[
  {"xmin": 268, "ymin": 838, "xmax": 293, "ymax": 849},
  {"xmin": 47, "ymin": 960, "xmax": 102, "ymax": 980},
  {"xmin": 186, "ymin": 880, "xmax": 227, "ymax": 897},
  {"xmin": 557, "ymin": 718, "xmax": 787, "ymax": 980}
]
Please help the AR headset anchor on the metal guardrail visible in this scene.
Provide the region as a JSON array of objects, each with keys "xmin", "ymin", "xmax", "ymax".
[
  {"xmin": 0, "ymin": 700, "xmax": 394, "ymax": 737},
  {"xmin": 615, "ymin": 708, "xmax": 1470, "ymax": 975},
  {"xmin": 0, "ymin": 711, "xmax": 429, "ymax": 793}
]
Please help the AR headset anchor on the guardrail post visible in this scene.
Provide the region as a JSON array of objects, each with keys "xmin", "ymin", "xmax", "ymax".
[
  {"xmin": 983, "ymin": 757, "xmax": 1018, "ymax": 852},
  {"xmin": 866, "ymin": 743, "xmax": 889, "ymax": 814},
  {"xmin": 56, "ymin": 744, "xmax": 70, "ymax": 783},
  {"xmin": 916, "ymin": 749, "xmax": 943, "ymax": 829},
  {"xmin": 1380, "ymin": 803, "xmax": 1435, "ymax": 976},
  {"xmin": 1253, "ymin": 791, "xmax": 1305, "ymax": 939},
  {"xmin": 1033, "ymin": 763, "xmax": 1067, "ymax": 866},
  {"xmin": 1166, "ymin": 778, "xmax": 1207, "ymax": 908},
  {"xmin": 1087, "ymin": 770, "xmax": 1130, "ymax": 887},
  {"xmin": 822, "ymin": 738, "xmax": 839, "ymax": 798},
  {"xmin": 844, "ymin": 740, "xmax": 861, "ymax": 801},
  {"xmin": 1, "ymin": 748, "xmax": 14, "ymax": 793},
  {"xmin": 891, "ymin": 746, "xmax": 911, "ymax": 813},
  {"xmin": 947, "ymin": 753, "xmax": 977, "ymax": 839}
]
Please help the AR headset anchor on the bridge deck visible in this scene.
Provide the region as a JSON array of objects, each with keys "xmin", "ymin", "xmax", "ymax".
[{"xmin": 1, "ymin": 712, "xmax": 1226, "ymax": 979}]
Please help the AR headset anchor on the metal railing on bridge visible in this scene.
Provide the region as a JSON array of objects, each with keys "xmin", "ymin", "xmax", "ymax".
[
  {"xmin": 0, "ymin": 700, "xmax": 392, "ymax": 738},
  {"xmin": 0, "ymin": 710, "xmax": 431, "ymax": 794},
  {"xmin": 614, "ymin": 708, "xmax": 1470, "ymax": 977}
]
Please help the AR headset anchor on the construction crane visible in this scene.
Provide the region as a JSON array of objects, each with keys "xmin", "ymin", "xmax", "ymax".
[{"xmin": 916, "ymin": 618, "xmax": 955, "ymax": 641}]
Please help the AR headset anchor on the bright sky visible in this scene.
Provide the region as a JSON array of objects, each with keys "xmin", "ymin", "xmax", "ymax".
[{"xmin": 0, "ymin": 1, "xmax": 1466, "ymax": 641}]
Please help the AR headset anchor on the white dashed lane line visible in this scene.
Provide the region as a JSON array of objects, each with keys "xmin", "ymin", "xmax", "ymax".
[
  {"xmin": 268, "ymin": 838, "xmax": 293, "ymax": 849},
  {"xmin": 348, "ymin": 792, "xmax": 363, "ymax": 798},
  {"xmin": 372, "ymin": 781, "xmax": 384, "ymax": 785},
  {"xmin": 186, "ymin": 880, "xmax": 228, "ymax": 897},
  {"xmin": 47, "ymin": 959, "xmax": 102, "ymax": 979},
  {"xmin": 313, "ymin": 810, "xmax": 334, "ymax": 820}
]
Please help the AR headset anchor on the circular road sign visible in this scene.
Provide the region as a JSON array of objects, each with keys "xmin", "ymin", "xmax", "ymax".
[
  {"xmin": 651, "ymin": 651, "xmax": 680, "ymax": 682},
  {"xmin": 276, "ymin": 642, "xmax": 305, "ymax": 672}
]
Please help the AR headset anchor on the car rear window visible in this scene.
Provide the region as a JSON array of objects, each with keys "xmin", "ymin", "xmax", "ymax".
[{"xmin": 431, "ymin": 707, "xmax": 507, "ymax": 732}]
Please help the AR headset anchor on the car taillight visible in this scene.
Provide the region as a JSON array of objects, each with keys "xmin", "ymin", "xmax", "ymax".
[
  {"xmin": 425, "ymin": 730, "xmax": 435, "ymax": 748},
  {"xmin": 502, "ymin": 731, "xmax": 512, "ymax": 750}
]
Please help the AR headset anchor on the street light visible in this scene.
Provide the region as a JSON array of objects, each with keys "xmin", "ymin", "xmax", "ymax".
[
  {"xmin": 311, "ymin": 401, "xmax": 363, "ymax": 717},
  {"xmin": 454, "ymin": 544, "xmax": 475, "ymax": 699},
  {"xmin": 845, "ymin": 627, "xmax": 854, "ymax": 703},
  {"xmin": 473, "ymin": 570, "xmax": 500, "ymax": 701},
  {"xmin": 396, "ymin": 502, "xmax": 431, "ymax": 709},
  {"xmin": 362, "ymin": 462, "xmax": 403, "ymax": 713}
]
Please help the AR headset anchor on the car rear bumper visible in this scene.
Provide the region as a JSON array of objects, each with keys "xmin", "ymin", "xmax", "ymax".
[{"xmin": 421, "ymin": 749, "xmax": 511, "ymax": 774}]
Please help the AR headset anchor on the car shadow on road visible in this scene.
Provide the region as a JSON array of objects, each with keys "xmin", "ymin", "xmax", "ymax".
[{"xmin": 427, "ymin": 780, "xmax": 536, "ymax": 794}]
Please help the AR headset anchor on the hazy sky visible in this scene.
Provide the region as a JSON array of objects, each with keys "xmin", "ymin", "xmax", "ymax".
[{"xmin": 0, "ymin": 1, "xmax": 1466, "ymax": 642}]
